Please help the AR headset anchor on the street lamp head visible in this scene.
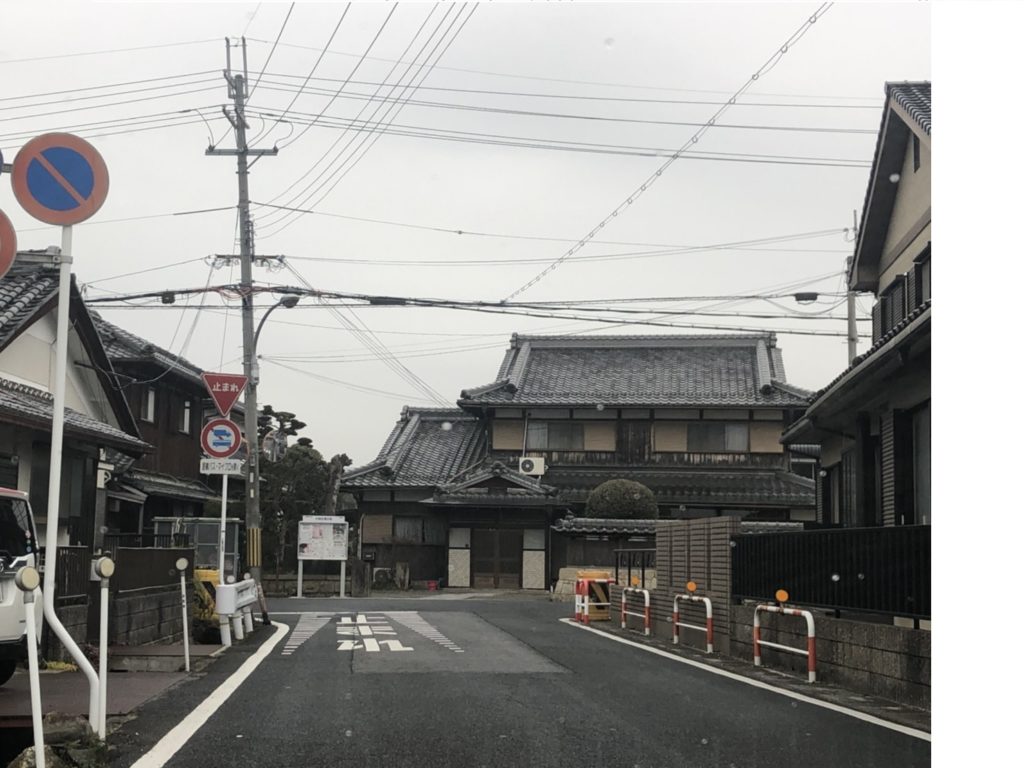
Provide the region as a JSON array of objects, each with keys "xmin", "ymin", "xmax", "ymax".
[{"xmin": 280, "ymin": 295, "xmax": 300, "ymax": 309}]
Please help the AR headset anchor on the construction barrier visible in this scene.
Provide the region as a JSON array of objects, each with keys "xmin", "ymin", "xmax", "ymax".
[
  {"xmin": 671, "ymin": 593, "xmax": 714, "ymax": 653},
  {"xmin": 753, "ymin": 603, "xmax": 817, "ymax": 683},
  {"xmin": 573, "ymin": 576, "xmax": 613, "ymax": 624},
  {"xmin": 620, "ymin": 587, "xmax": 651, "ymax": 636}
]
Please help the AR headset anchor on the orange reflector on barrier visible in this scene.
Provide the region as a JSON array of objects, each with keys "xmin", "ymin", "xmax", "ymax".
[{"xmin": 775, "ymin": 589, "xmax": 790, "ymax": 603}]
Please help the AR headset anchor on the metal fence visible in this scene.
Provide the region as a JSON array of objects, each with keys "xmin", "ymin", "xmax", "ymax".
[
  {"xmin": 614, "ymin": 548, "xmax": 656, "ymax": 588},
  {"xmin": 53, "ymin": 546, "xmax": 91, "ymax": 603},
  {"xmin": 102, "ymin": 532, "xmax": 191, "ymax": 558},
  {"xmin": 731, "ymin": 525, "xmax": 930, "ymax": 619}
]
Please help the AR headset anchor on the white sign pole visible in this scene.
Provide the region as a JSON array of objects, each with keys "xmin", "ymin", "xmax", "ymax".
[
  {"xmin": 41, "ymin": 226, "xmax": 100, "ymax": 732},
  {"xmin": 340, "ymin": 561, "xmax": 346, "ymax": 598},
  {"xmin": 218, "ymin": 474, "xmax": 228, "ymax": 584},
  {"xmin": 297, "ymin": 560, "xmax": 304, "ymax": 599}
]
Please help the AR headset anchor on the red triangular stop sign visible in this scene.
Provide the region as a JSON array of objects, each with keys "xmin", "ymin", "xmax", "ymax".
[{"xmin": 202, "ymin": 372, "xmax": 249, "ymax": 417}]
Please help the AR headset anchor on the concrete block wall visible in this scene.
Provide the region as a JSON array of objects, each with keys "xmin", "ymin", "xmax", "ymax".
[
  {"xmin": 729, "ymin": 604, "xmax": 930, "ymax": 708},
  {"xmin": 45, "ymin": 603, "xmax": 88, "ymax": 662},
  {"xmin": 605, "ymin": 519, "xmax": 931, "ymax": 710},
  {"xmin": 109, "ymin": 585, "xmax": 192, "ymax": 646}
]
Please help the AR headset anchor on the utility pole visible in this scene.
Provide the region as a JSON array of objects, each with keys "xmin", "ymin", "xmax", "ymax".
[
  {"xmin": 846, "ymin": 210, "xmax": 859, "ymax": 364},
  {"xmin": 207, "ymin": 38, "xmax": 277, "ymax": 622}
]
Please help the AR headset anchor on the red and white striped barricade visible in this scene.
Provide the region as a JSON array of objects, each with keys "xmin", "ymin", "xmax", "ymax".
[
  {"xmin": 753, "ymin": 603, "xmax": 817, "ymax": 683},
  {"xmin": 620, "ymin": 587, "xmax": 651, "ymax": 636},
  {"xmin": 671, "ymin": 593, "xmax": 714, "ymax": 653},
  {"xmin": 574, "ymin": 578, "xmax": 613, "ymax": 624}
]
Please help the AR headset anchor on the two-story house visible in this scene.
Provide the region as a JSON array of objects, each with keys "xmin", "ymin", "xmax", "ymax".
[
  {"xmin": 343, "ymin": 333, "xmax": 816, "ymax": 590},
  {"xmin": 0, "ymin": 253, "xmax": 149, "ymax": 548},
  {"xmin": 91, "ymin": 315, "xmax": 221, "ymax": 536},
  {"xmin": 781, "ymin": 82, "xmax": 931, "ymax": 528}
]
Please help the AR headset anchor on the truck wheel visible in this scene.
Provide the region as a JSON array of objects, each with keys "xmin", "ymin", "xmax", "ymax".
[{"xmin": 0, "ymin": 660, "xmax": 16, "ymax": 686}]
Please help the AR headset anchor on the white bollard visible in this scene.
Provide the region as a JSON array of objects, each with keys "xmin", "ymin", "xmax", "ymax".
[
  {"xmin": 232, "ymin": 613, "xmax": 244, "ymax": 640},
  {"xmin": 177, "ymin": 562, "xmax": 191, "ymax": 673},
  {"xmin": 219, "ymin": 614, "xmax": 232, "ymax": 647},
  {"xmin": 94, "ymin": 557, "xmax": 115, "ymax": 742},
  {"xmin": 16, "ymin": 568, "xmax": 45, "ymax": 768},
  {"xmin": 243, "ymin": 607, "xmax": 254, "ymax": 633}
]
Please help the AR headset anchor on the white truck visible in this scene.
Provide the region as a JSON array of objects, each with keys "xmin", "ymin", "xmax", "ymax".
[{"xmin": 0, "ymin": 487, "xmax": 43, "ymax": 686}]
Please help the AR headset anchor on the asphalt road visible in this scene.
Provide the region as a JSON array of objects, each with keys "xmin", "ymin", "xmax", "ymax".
[{"xmin": 108, "ymin": 595, "xmax": 930, "ymax": 768}]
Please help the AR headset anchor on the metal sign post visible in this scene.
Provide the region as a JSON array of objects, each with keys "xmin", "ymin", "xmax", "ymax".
[
  {"xmin": 297, "ymin": 516, "xmax": 348, "ymax": 598},
  {"xmin": 10, "ymin": 132, "xmax": 109, "ymax": 734},
  {"xmin": 200, "ymin": 458, "xmax": 243, "ymax": 585}
]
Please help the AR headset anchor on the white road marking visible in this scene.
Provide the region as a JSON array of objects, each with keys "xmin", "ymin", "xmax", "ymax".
[
  {"xmin": 386, "ymin": 611, "xmax": 464, "ymax": 652},
  {"xmin": 559, "ymin": 619, "xmax": 930, "ymax": 742},
  {"xmin": 130, "ymin": 621, "xmax": 290, "ymax": 768},
  {"xmin": 280, "ymin": 613, "xmax": 332, "ymax": 656}
]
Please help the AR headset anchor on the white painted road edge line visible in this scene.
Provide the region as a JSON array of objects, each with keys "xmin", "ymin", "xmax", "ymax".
[
  {"xmin": 130, "ymin": 621, "xmax": 290, "ymax": 768},
  {"xmin": 558, "ymin": 618, "xmax": 931, "ymax": 743}
]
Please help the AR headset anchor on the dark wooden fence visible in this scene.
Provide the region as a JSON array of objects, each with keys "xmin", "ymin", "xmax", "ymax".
[
  {"xmin": 731, "ymin": 525, "xmax": 930, "ymax": 619},
  {"xmin": 111, "ymin": 547, "xmax": 192, "ymax": 594}
]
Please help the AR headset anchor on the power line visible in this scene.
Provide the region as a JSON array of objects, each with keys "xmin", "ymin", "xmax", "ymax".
[
  {"xmin": 0, "ymin": 70, "xmax": 221, "ymax": 105},
  {"xmin": 259, "ymin": 4, "xmax": 478, "ymax": 238},
  {"xmin": 243, "ymin": 112, "xmax": 873, "ymax": 166},
  {"xmin": 503, "ymin": 2, "xmax": 835, "ymax": 302},
  {"xmin": 249, "ymin": 81, "xmax": 878, "ymax": 134},
  {"xmin": 18, "ymin": 205, "xmax": 236, "ymax": 233},
  {"xmin": 262, "ymin": 359, "xmax": 442, "ymax": 403},
  {"xmin": 277, "ymin": 3, "xmax": 399, "ymax": 151},
  {"xmin": 260, "ymin": 71, "xmax": 884, "ymax": 109},
  {"xmin": 247, "ymin": 37, "xmax": 877, "ymax": 101},
  {"xmin": 0, "ymin": 85, "xmax": 223, "ymax": 125},
  {"xmin": 0, "ymin": 38, "xmax": 221, "ymax": 66},
  {"xmin": 247, "ymin": 3, "xmax": 295, "ymax": 101},
  {"xmin": 281, "ymin": 261, "xmax": 451, "ymax": 405},
  {"xmin": 256, "ymin": 5, "xmax": 350, "ymax": 140}
]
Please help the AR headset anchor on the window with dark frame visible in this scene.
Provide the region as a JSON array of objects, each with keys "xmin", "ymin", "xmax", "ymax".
[
  {"xmin": 687, "ymin": 423, "xmax": 749, "ymax": 452},
  {"xmin": 525, "ymin": 421, "xmax": 584, "ymax": 451},
  {"xmin": 912, "ymin": 134, "xmax": 921, "ymax": 172},
  {"xmin": 141, "ymin": 387, "xmax": 156, "ymax": 423},
  {"xmin": 180, "ymin": 398, "xmax": 192, "ymax": 434}
]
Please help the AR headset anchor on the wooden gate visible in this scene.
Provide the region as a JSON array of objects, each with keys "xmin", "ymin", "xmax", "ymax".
[{"xmin": 471, "ymin": 529, "xmax": 522, "ymax": 589}]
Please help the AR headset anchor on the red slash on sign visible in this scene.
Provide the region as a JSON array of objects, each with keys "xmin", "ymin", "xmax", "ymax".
[{"xmin": 11, "ymin": 133, "xmax": 109, "ymax": 226}]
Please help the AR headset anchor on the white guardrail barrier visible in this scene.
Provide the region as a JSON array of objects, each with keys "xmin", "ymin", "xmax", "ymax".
[
  {"xmin": 214, "ymin": 576, "xmax": 258, "ymax": 647},
  {"xmin": 753, "ymin": 602, "xmax": 817, "ymax": 683}
]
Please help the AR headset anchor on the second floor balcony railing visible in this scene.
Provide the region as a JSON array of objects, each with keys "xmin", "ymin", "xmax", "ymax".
[{"xmin": 494, "ymin": 449, "xmax": 788, "ymax": 469}]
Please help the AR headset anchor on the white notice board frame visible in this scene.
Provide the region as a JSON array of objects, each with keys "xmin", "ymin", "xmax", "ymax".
[{"xmin": 296, "ymin": 515, "xmax": 349, "ymax": 598}]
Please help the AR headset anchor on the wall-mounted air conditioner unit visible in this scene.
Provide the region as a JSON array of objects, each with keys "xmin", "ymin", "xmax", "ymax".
[{"xmin": 519, "ymin": 456, "xmax": 546, "ymax": 476}]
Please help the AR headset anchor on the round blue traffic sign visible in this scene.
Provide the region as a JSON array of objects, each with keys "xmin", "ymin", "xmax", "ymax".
[
  {"xmin": 201, "ymin": 418, "xmax": 242, "ymax": 459},
  {"xmin": 11, "ymin": 133, "xmax": 109, "ymax": 226}
]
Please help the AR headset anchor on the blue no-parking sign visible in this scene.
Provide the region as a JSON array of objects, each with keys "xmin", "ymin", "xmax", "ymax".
[{"xmin": 11, "ymin": 133, "xmax": 108, "ymax": 225}]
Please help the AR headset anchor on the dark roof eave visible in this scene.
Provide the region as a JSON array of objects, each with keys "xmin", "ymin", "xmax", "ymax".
[{"xmin": 786, "ymin": 306, "xmax": 930, "ymax": 436}]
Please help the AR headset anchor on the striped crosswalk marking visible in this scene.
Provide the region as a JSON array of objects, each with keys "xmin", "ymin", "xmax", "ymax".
[
  {"xmin": 280, "ymin": 613, "xmax": 332, "ymax": 656},
  {"xmin": 386, "ymin": 612, "xmax": 464, "ymax": 653}
]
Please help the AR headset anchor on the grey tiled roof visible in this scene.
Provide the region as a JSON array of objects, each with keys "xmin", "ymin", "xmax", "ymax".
[
  {"xmin": 124, "ymin": 470, "xmax": 218, "ymax": 502},
  {"xmin": 0, "ymin": 258, "xmax": 59, "ymax": 350},
  {"xmin": 552, "ymin": 516, "xmax": 657, "ymax": 535},
  {"xmin": 459, "ymin": 334, "xmax": 811, "ymax": 408},
  {"xmin": 343, "ymin": 407, "xmax": 487, "ymax": 487},
  {"xmin": 888, "ymin": 81, "xmax": 930, "ymax": 135},
  {"xmin": 0, "ymin": 377, "xmax": 149, "ymax": 453},
  {"xmin": 92, "ymin": 313, "xmax": 205, "ymax": 386},
  {"xmin": 807, "ymin": 301, "xmax": 930, "ymax": 405},
  {"xmin": 545, "ymin": 467, "xmax": 815, "ymax": 507}
]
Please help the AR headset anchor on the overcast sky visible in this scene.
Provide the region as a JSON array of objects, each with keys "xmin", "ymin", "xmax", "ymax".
[{"xmin": 1, "ymin": 1, "xmax": 931, "ymax": 463}]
